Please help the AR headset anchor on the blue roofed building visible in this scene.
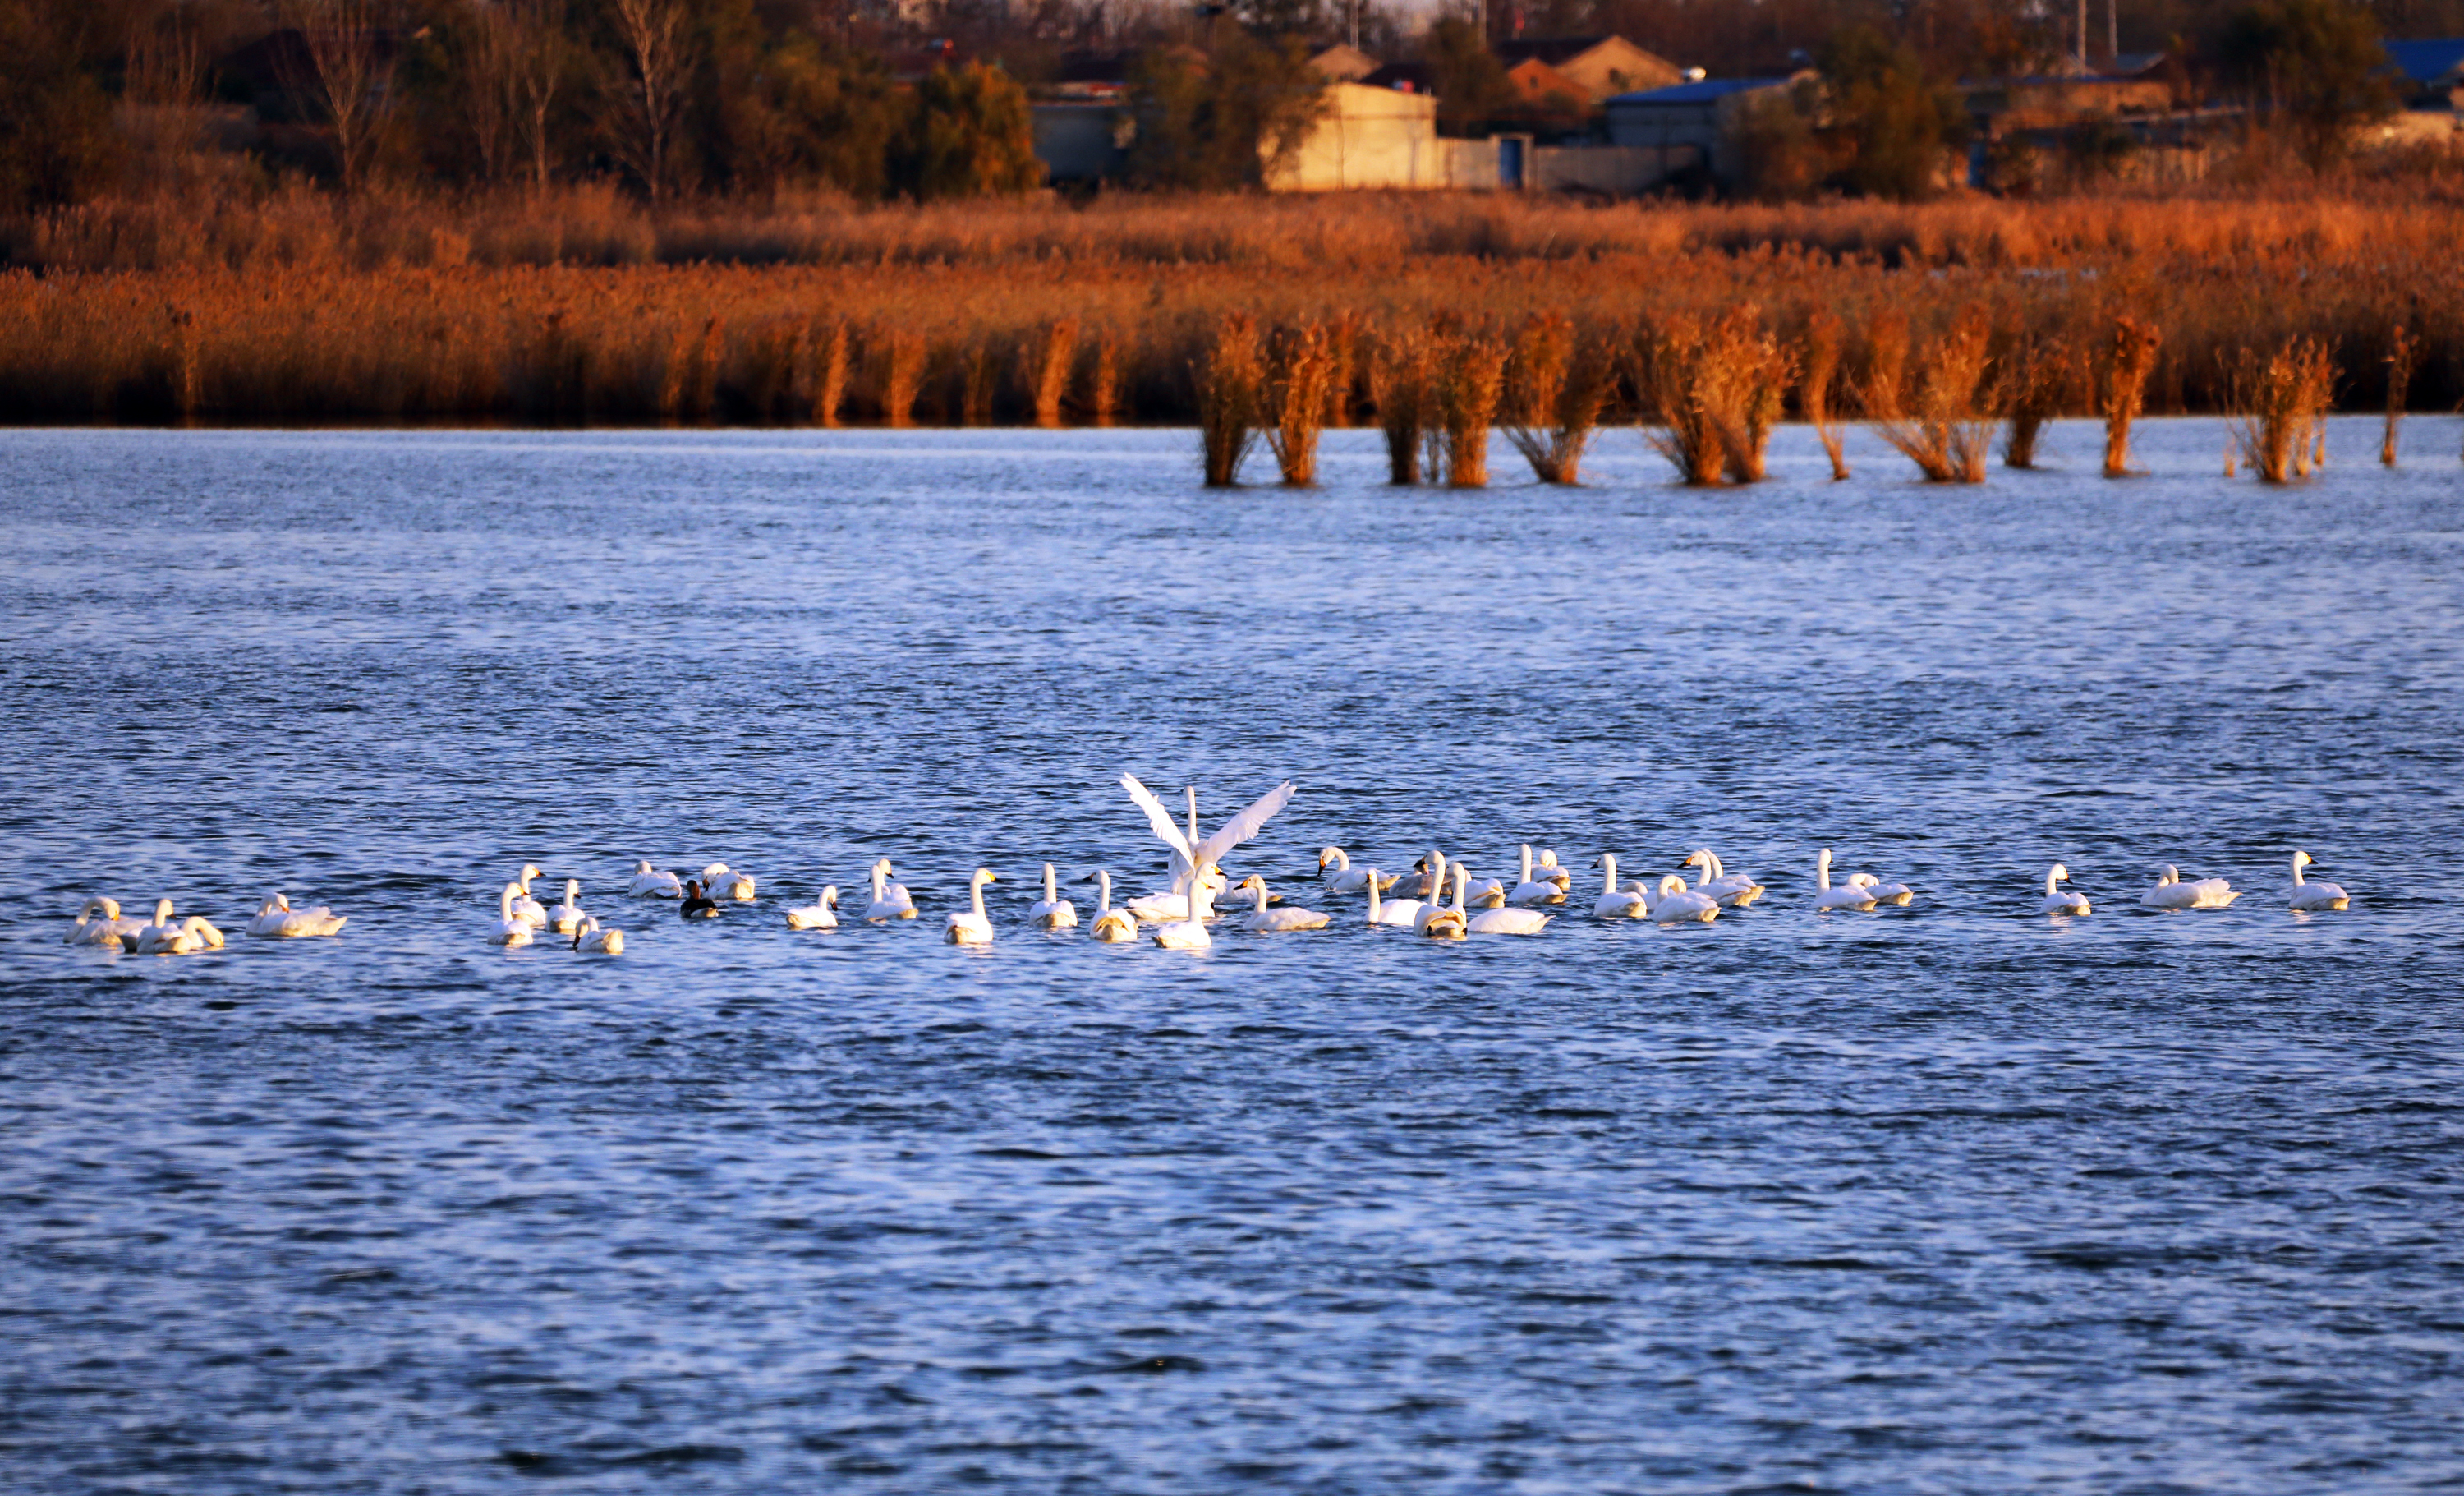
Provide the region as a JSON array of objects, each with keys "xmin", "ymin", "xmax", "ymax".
[{"xmin": 1602, "ymin": 75, "xmax": 1806, "ymax": 188}]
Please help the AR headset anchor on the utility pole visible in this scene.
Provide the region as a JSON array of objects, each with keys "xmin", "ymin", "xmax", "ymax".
[
  {"xmin": 2108, "ymin": 0, "xmax": 2119, "ymax": 67},
  {"xmin": 2077, "ymin": 0, "xmax": 2088, "ymax": 71}
]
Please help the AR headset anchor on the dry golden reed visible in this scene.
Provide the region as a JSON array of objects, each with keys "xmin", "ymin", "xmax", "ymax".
[
  {"xmin": 1197, "ymin": 312, "xmax": 1263, "ymax": 487},
  {"xmin": 1369, "ymin": 327, "xmax": 1432, "ymax": 486},
  {"xmin": 1502, "ymin": 312, "xmax": 1608, "ymax": 485},
  {"xmin": 2099, "ymin": 316, "xmax": 2163, "ymax": 477},
  {"xmin": 1029, "ymin": 320, "xmax": 1077, "ymax": 430},
  {"xmin": 1875, "ymin": 312, "xmax": 1997, "ymax": 484},
  {"xmin": 1266, "ymin": 322, "xmax": 1334, "ymax": 486},
  {"xmin": 1798, "ymin": 310, "xmax": 1850, "ymax": 481},
  {"xmin": 2230, "ymin": 336, "xmax": 2338, "ymax": 483},
  {"xmin": 2383, "ymin": 323, "xmax": 2414, "ymax": 468}
]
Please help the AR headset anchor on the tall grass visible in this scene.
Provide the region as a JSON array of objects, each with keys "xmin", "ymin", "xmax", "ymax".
[
  {"xmin": 2099, "ymin": 316, "xmax": 2163, "ymax": 477},
  {"xmin": 1370, "ymin": 327, "xmax": 1432, "ymax": 486},
  {"xmin": 1197, "ymin": 312, "xmax": 1263, "ymax": 487},
  {"xmin": 2384, "ymin": 323, "xmax": 2414, "ymax": 467},
  {"xmin": 1266, "ymin": 322, "xmax": 1333, "ymax": 486},
  {"xmin": 1029, "ymin": 320, "xmax": 1077, "ymax": 429},
  {"xmin": 1874, "ymin": 312, "xmax": 1996, "ymax": 484},
  {"xmin": 2231, "ymin": 336, "xmax": 2338, "ymax": 483},
  {"xmin": 1998, "ymin": 329, "xmax": 2075, "ymax": 470},
  {"xmin": 1643, "ymin": 308, "xmax": 1786, "ymax": 486},
  {"xmin": 1798, "ymin": 310, "xmax": 1850, "ymax": 481},
  {"xmin": 1501, "ymin": 312, "xmax": 1608, "ymax": 485},
  {"xmin": 1430, "ymin": 328, "xmax": 1508, "ymax": 488}
]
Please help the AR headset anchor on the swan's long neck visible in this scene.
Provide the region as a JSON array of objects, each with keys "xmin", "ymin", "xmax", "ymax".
[
  {"xmin": 1817, "ymin": 849, "xmax": 1832, "ymax": 891},
  {"xmin": 1044, "ymin": 864, "xmax": 1057, "ymax": 902},
  {"xmin": 971, "ymin": 874, "xmax": 988, "ymax": 922},
  {"xmin": 1254, "ymin": 881, "xmax": 1269, "ymax": 914},
  {"xmin": 499, "ymin": 887, "xmax": 515, "ymax": 919},
  {"xmin": 154, "ymin": 899, "xmax": 173, "ymax": 927},
  {"xmin": 1452, "ymin": 864, "xmax": 1469, "ymax": 912},
  {"xmin": 2045, "ymin": 867, "xmax": 2060, "ymax": 896},
  {"xmin": 2290, "ymin": 854, "xmax": 2306, "ymax": 888},
  {"xmin": 1366, "ymin": 875, "xmax": 1381, "ymax": 923},
  {"xmin": 1519, "ymin": 844, "xmax": 1533, "ymax": 882},
  {"xmin": 1185, "ymin": 787, "xmax": 1198, "ymax": 847},
  {"xmin": 1709, "ymin": 852, "xmax": 1726, "ymax": 882},
  {"xmin": 871, "ymin": 863, "xmax": 886, "ymax": 901},
  {"xmin": 1097, "ymin": 871, "xmax": 1112, "ymax": 915},
  {"xmin": 1429, "ymin": 850, "xmax": 1446, "ymax": 893},
  {"xmin": 1192, "ymin": 876, "xmax": 1214, "ymax": 920},
  {"xmin": 1601, "ymin": 854, "xmax": 1617, "ymax": 894}
]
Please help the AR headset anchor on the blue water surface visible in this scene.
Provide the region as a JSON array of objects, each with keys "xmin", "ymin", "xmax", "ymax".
[{"xmin": 2, "ymin": 419, "xmax": 2460, "ymax": 1493}]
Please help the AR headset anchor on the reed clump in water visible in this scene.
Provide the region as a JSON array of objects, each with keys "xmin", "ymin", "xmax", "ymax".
[
  {"xmin": 1087, "ymin": 329, "xmax": 1121, "ymax": 427},
  {"xmin": 2230, "ymin": 335, "xmax": 2338, "ymax": 483},
  {"xmin": 813, "ymin": 320, "xmax": 849, "ymax": 426},
  {"xmin": 1028, "ymin": 319, "xmax": 1077, "ymax": 429},
  {"xmin": 1644, "ymin": 307, "xmax": 1788, "ymax": 486},
  {"xmin": 1798, "ymin": 309, "xmax": 1850, "ymax": 481},
  {"xmin": 2383, "ymin": 322, "xmax": 2414, "ymax": 467},
  {"xmin": 1874, "ymin": 311, "xmax": 1996, "ymax": 483},
  {"xmin": 1369, "ymin": 325, "xmax": 1432, "ymax": 485},
  {"xmin": 2098, "ymin": 315, "xmax": 2163, "ymax": 476},
  {"xmin": 1265, "ymin": 322, "xmax": 1334, "ymax": 486},
  {"xmin": 1197, "ymin": 311, "xmax": 1264, "ymax": 486},
  {"xmin": 1501, "ymin": 312, "xmax": 1609, "ymax": 484},
  {"xmin": 876, "ymin": 325, "xmax": 926, "ymax": 428},
  {"xmin": 1429, "ymin": 326, "xmax": 1509, "ymax": 487},
  {"xmin": 1998, "ymin": 329, "xmax": 2076, "ymax": 469}
]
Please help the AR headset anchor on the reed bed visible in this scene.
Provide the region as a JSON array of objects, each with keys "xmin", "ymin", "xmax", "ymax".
[
  {"xmin": 1266, "ymin": 323, "xmax": 1334, "ymax": 486},
  {"xmin": 1874, "ymin": 313, "xmax": 1997, "ymax": 484},
  {"xmin": 2099, "ymin": 316, "xmax": 2164, "ymax": 477},
  {"xmin": 2230, "ymin": 336, "xmax": 2339, "ymax": 483},
  {"xmin": 1, "ymin": 191, "xmax": 2458, "ymax": 436},
  {"xmin": 1196, "ymin": 312, "xmax": 1263, "ymax": 486}
]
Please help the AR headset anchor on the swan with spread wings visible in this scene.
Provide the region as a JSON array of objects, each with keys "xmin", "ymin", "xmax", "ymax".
[{"xmin": 1118, "ymin": 773, "xmax": 1297, "ymax": 923}]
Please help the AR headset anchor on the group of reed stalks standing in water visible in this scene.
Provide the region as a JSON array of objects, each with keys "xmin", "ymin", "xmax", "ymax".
[{"xmin": 1188, "ymin": 306, "xmax": 2437, "ymax": 490}]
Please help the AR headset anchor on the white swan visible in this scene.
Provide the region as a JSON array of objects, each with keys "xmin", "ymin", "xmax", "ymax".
[
  {"xmin": 1682, "ymin": 850, "xmax": 1766, "ymax": 907},
  {"xmin": 865, "ymin": 858, "xmax": 917, "ymax": 920},
  {"xmin": 628, "ymin": 861, "xmax": 683, "ymax": 898},
  {"xmin": 1236, "ymin": 876, "xmax": 1329, "ymax": 932},
  {"xmin": 784, "ymin": 886, "xmax": 840, "ymax": 929},
  {"xmin": 571, "ymin": 915, "xmax": 625, "ymax": 954},
  {"xmin": 700, "ymin": 863, "xmax": 756, "ymax": 901},
  {"xmin": 66, "ymin": 897, "xmax": 134, "ymax": 946},
  {"xmin": 1463, "ymin": 864, "xmax": 1551, "ymax": 935},
  {"xmin": 1641, "ymin": 874, "xmax": 1721, "ymax": 924},
  {"xmin": 508, "ymin": 866, "xmax": 549, "ymax": 929},
  {"xmin": 2141, "ymin": 864, "xmax": 2239, "ymax": 910},
  {"xmin": 1088, "ymin": 870, "xmax": 1138, "ymax": 941},
  {"xmin": 546, "ymin": 879, "xmax": 586, "ymax": 935},
  {"xmin": 1459, "ymin": 866, "xmax": 1506, "ymax": 908},
  {"xmin": 1119, "ymin": 773, "xmax": 1294, "ymax": 923},
  {"xmin": 1814, "ymin": 849, "xmax": 1878, "ymax": 912},
  {"xmin": 1363, "ymin": 870, "xmax": 1421, "ymax": 928},
  {"xmin": 1415, "ymin": 868, "xmax": 1468, "ymax": 940},
  {"xmin": 1508, "ymin": 845, "xmax": 1568, "ymax": 906},
  {"xmin": 945, "ymin": 868, "xmax": 998, "ymax": 945},
  {"xmin": 1386, "ymin": 849, "xmax": 1446, "ymax": 929},
  {"xmin": 1532, "ymin": 849, "xmax": 1575, "ymax": 886},
  {"xmin": 1151, "ymin": 875, "xmax": 1216, "ymax": 950},
  {"xmin": 1317, "ymin": 846, "xmax": 1393, "ymax": 895},
  {"xmin": 1592, "ymin": 854, "xmax": 1647, "ymax": 918},
  {"xmin": 1846, "ymin": 871, "xmax": 1915, "ymax": 906},
  {"xmin": 2041, "ymin": 863, "xmax": 2091, "ymax": 916},
  {"xmin": 1028, "ymin": 863, "xmax": 1079, "ymax": 929},
  {"xmin": 2287, "ymin": 850, "xmax": 2349, "ymax": 911},
  {"xmin": 249, "ymin": 893, "xmax": 347, "ymax": 938},
  {"xmin": 135, "ymin": 901, "xmax": 223, "ymax": 954},
  {"xmin": 490, "ymin": 883, "xmax": 534, "ymax": 946},
  {"xmin": 130, "ymin": 899, "xmax": 182, "ymax": 953}
]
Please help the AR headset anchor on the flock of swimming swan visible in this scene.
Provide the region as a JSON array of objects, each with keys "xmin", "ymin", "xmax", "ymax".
[{"xmin": 60, "ymin": 776, "xmax": 2354, "ymax": 958}]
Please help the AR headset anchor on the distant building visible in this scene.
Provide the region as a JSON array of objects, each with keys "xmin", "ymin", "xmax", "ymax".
[
  {"xmin": 1604, "ymin": 76, "xmax": 1800, "ymax": 186},
  {"xmin": 1501, "ymin": 57, "xmax": 1591, "ymax": 125},
  {"xmin": 1496, "ymin": 36, "xmax": 1682, "ymax": 103},
  {"xmin": 1265, "ymin": 83, "xmax": 1504, "ymax": 191}
]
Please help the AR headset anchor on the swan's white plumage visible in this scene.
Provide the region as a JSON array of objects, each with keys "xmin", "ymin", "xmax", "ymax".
[
  {"xmin": 491, "ymin": 883, "xmax": 534, "ymax": 946},
  {"xmin": 1592, "ymin": 855, "xmax": 1646, "ymax": 918},
  {"xmin": 1028, "ymin": 863, "xmax": 1079, "ymax": 930},
  {"xmin": 2041, "ymin": 863, "xmax": 2091, "ymax": 916},
  {"xmin": 628, "ymin": 861, "xmax": 683, "ymax": 898},
  {"xmin": 1150, "ymin": 877, "xmax": 1216, "ymax": 949},
  {"xmin": 1684, "ymin": 850, "xmax": 1766, "ymax": 907},
  {"xmin": 784, "ymin": 886, "xmax": 840, "ymax": 929},
  {"xmin": 1363, "ymin": 872, "xmax": 1420, "ymax": 928},
  {"xmin": 547, "ymin": 879, "xmax": 586, "ymax": 935},
  {"xmin": 249, "ymin": 892, "xmax": 347, "ymax": 938},
  {"xmin": 1237, "ymin": 876, "xmax": 1329, "ymax": 932},
  {"xmin": 701, "ymin": 863, "xmax": 756, "ymax": 901},
  {"xmin": 1847, "ymin": 872, "xmax": 1916, "ymax": 906},
  {"xmin": 1508, "ymin": 845, "xmax": 1567, "ymax": 906},
  {"xmin": 508, "ymin": 866, "xmax": 549, "ymax": 929},
  {"xmin": 1642, "ymin": 874, "xmax": 1721, "ymax": 924},
  {"xmin": 944, "ymin": 868, "xmax": 998, "ymax": 945},
  {"xmin": 2140, "ymin": 864, "xmax": 2238, "ymax": 910},
  {"xmin": 1089, "ymin": 870, "xmax": 1138, "ymax": 941},
  {"xmin": 572, "ymin": 915, "xmax": 624, "ymax": 954},
  {"xmin": 1318, "ymin": 846, "xmax": 1391, "ymax": 895},
  {"xmin": 866, "ymin": 859, "xmax": 918, "ymax": 920},
  {"xmin": 1815, "ymin": 849, "xmax": 1878, "ymax": 912},
  {"xmin": 1461, "ymin": 865, "xmax": 1551, "ymax": 934},
  {"xmin": 2287, "ymin": 850, "xmax": 2349, "ymax": 912}
]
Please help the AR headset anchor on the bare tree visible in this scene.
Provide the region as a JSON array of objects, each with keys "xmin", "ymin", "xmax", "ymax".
[
  {"xmin": 511, "ymin": 0, "xmax": 568, "ymax": 190},
  {"xmin": 605, "ymin": 0, "xmax": 692, "ymax": 200},
  {"xmin": 456, "ymin": 0, "xmax": 566, "ymax": 187},
  {"xmin": 279, "ymin": 0, "xmax": 398, "ymax": 192}
]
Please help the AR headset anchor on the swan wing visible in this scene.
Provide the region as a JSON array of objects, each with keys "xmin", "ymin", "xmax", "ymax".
[
  {"xmin": 1194, "ymin": 780, "xmax": 1296, "ymax": 870},
  {"xmin": 1120, "ymin": 775, "xmax": 1196, "ymax": 861}
]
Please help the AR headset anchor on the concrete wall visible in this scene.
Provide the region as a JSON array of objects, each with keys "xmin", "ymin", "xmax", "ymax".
[
  {"xmin": 1531, "ymin": 143, "xmax": 1698, "ymax": 195},
  {"xmin": 1266, "ymin": 84, "xmax": 1507, "ymax": 191}
]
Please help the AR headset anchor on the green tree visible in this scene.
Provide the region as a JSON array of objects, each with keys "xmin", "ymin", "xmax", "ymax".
[
  {"xmin": 1124, "ymin": 24, "xmax": 1322, "ymax": 191},
  {"xmin": 895, "ymin": 62, "xmax": 1041, "ymax": 200},
  {"xmin": 727, "ymin": 37, "xmax": 903, "ymax": 198},
  {"xmin": 1818, "ymin": 24, "xmax": 1968, "ymax": 202},
  {"xmin": 1423, "ymin": 16, "xmax": 1513, "ymax": 137},
  {"xmin": 2218, "ymin": 0, "xmax": 2393, "ymax": 168}
]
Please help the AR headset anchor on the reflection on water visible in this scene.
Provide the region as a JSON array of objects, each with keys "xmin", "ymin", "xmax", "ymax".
[{"xmin": 2, "ymin": 420, "xmax": 2460, "ymax": 1492}]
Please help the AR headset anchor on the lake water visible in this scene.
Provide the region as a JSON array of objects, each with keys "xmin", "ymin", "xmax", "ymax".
[{"xmin": 4, "ymin": 419, "xmax": 2461, "ymax": 1493}]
